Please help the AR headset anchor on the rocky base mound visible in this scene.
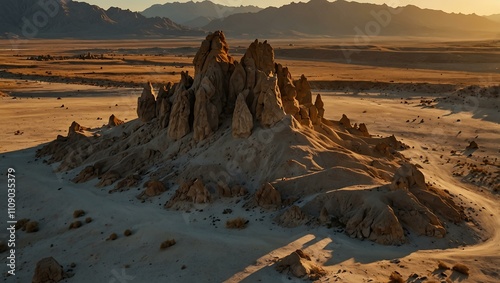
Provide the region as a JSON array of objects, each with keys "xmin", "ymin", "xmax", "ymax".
[{"xmin": 37, "ymin": 31, "xmax": 467, "ymax": 246}]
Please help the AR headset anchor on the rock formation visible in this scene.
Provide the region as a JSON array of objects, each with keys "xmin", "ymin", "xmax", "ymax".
[
  {"xmin": 32, "ymin": 257, "xmax": 65, "ymax": 283},
  {"xmin": 303, "ymin": 163, "xmax": 462, "ymax": 245},
  {"xmin": 137, "ymin": 83, "xmax": 156, "ymax": 123},
  {"xmin": 36, "ymin": 31, "xmax": 469, "ymax": 247},
  {"xmin": 165, "ymin": 179, "xmax": 211, "ymax": 209},
  {"xmin": 254, "ymin": 183, "xmax": 282, "ymax": 209},
  {"xmin": 130, "ymin": 31, "xmax": 323, "ymax": 141},
  {"xmin": 232, "ymin": 91, "xmax": 253, "ymax": 138},
  {"xmin": 275, "ymin": 249, "xmax": 326, "ymax": 280},
  {"xmin": 137, "ymin": 180, "xmax": 167, "ymax": 199},
  {"xmin": 167, "ymin": 89, "xmax": 191, "ymax": 140},
  {"xmin": 156, "ymin": 83, "xmax": 174, "ymax": 128},
  {"xmin": 108, "ymin": 114, "xmax": 124, "ymax": 127},
  {"xmin": 294, "ymin": 75, "xmax": 313, "ymax": 105}
]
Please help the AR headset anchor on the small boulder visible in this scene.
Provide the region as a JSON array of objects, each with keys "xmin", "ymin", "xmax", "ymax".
[{"xmin": 32, "ymin": 257, "xmax": 65, "ymax": 283}]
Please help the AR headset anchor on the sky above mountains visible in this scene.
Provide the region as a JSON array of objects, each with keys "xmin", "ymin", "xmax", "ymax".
[{"xmin": 79, "ymin": 0, "xmax": 500, "ymax": 16}]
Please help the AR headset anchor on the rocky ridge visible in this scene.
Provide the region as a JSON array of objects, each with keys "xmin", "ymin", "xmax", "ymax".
[{"xmin": 37, "ymin": 31, "xmax": 467, "ymax": 246}]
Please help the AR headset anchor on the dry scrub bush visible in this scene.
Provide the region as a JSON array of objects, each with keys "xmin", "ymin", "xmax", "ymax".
[
  {"xmin": 124, "ymin": 229, "xmax": 132, "ymax": 237},
  {"xmin": 452, "ymin": 263, "xmax": 470, "ymax": 275},
  {"xmin": 160, "ymin": 239, "xmax": 176, "ymax": 250},
  {"xmin": 438, "ymin": 261, "xmax": 450, "ymax": 270},
  {"xmin": 107, "ymin": 233, "xmax": 118, "ymax": 241},
  {"xmin": 226, "ymin": 217, "xmax": 248, "ymax": 229},
  {"xmin": 25, "ymin": 221, "xmax": 39, "ymax": 233},
  {"xmin": 73, "ymin": 210, "xmax": 85, "ymax": 218},
  {"xmin": 389, "ymin": 271, "xmax": 404, "ymax": 283},
  {"xmin": 69, "ymin": 221, "xmax": 82, "ymax": 229},
  {"xmin": 85, "ymin": 217, "xmax": 92, "ymax": 223}
]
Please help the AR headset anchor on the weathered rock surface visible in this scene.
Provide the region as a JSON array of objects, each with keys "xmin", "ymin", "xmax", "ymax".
[
  {"xmin": 193, "ymin": 77, "xmax": 219, "ymax": 142},
  {"xmin": 137, "ymin": 83, "xmax": 157, "ymax": 123},
  {"xmin": 254, "ymin": 73, "xmax": 286, "ymax": 128},
  {"xmin": 165, "ymin": 179, "xmax": 211, "ymax": 209},
  {"xmin": 108, "ymin": 114, "xmax": 124, "ymax": 127},
  {"xmin": 156, "ymin": 82, "xmax": 174, "ymax": 128},
  {"xmin": 303, "ymin": 164, "xmax": 462, "ymax": 245},
  {"xmin": 35, "ymin": 31, "xmax": 469, "ymax": 248},
  {"xmin": 294, "ymin": 75, "xmax": 313, "ymax": 105},
  {"xmin": 137, "ymin": 180, "xmax": 167, "ymax": 199},
  {"xmin": 232, "ymin": 91, "xmax": 253, "ymax": 138},
  {"xmin": 254, "ymin": 182, "xmax": 282, "ymax": 209},
  {"xmin": 167, "ymin": 89, "xmax": 191, "ymax": 140}
]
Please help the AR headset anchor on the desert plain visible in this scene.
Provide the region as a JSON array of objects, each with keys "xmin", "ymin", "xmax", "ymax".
[{"xmin": 0, "ymin": 36, "xmax": 499, "ymax": 283}]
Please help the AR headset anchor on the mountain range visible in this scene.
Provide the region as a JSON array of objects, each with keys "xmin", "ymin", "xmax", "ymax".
[
  {"xmin": 1, "ymin": 0, "xmax": 499, "ymax": 39},
  {"xmin": 141, "ymin": 1, "xmax": 262, "ymax": 28},
  {"xmin": 486, "ymin": 14, "xmax": 500, "ymax": 23},
  {"xmin": 0, "ymin": 0, "xmax": 203, "ymax": 39},
  {"xmin": 205, "ymin": 0, "xmax": 500, "ymax": 37}
]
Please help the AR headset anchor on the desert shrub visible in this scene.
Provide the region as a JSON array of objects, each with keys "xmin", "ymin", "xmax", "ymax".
[
  {"xmin": 389, "ymin": 271, "xmax": 404, "ymax": 283},
  {"xmin": 73, "ymin": 210, "xmax": 85, "ymax": 218},
  {"xmin": 452, "ymin": 263, "xmax": 469, "ymax": 275},
  {"xmin": 160, "ymin": 239, "xmax": 176, "ymax": 250},
  {"xmin": 85, "ymin": 217, "xmax": 92, "ymax": 223},
  {"xmin": 124, "ymin": 229, "xmax": 132, "ymax": 237},
  {"xmin": 69, "ymin": 221, "xmax": 82, "ymax": 229},
  {"xmin": 107, "ymin": 233, "xmax": 118, "ymax": 241},
  {"xmin": 438, "ymin": 261, "xmax": 450, "ymax": 270},
  {"xmin": 25, "ymin": 221, "xmax": 39, "ymax": 233},
  {"xmin": 16, "ymin": 218, "xmax": 30, "ymax": 230},
  {"xmin": 226, "ymin": 217, "xmax": 248, "ymax": 229}
]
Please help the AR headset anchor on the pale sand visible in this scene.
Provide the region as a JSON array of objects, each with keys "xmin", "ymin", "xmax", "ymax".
[{"xmin": 0, "ymin": 39, "xmax": 498, "ymax": 282}]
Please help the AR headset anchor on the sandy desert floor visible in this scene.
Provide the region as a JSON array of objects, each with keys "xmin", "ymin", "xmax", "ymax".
[{"xmin": 0, "ymin": 38, "xmax": 499, "ymax": 282}]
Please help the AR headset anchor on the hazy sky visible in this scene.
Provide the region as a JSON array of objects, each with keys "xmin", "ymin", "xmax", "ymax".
[{"xmin": 81, "ymin": 0, "xmax": 500, "ymax": 16}]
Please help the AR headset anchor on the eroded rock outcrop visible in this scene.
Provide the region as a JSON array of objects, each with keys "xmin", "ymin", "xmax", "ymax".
[
  {"xmin": 232, "ymin": 91, "xmax": 253, "ymax": 138},
  {"xmin": 36, "ymin": 31, "xmax": 469, "ymax": 248},
  {"xmin": 303, "ymin": 164, "xmax": 463, "ymax": 245},
  {"xmin": 193, "ymin": 77, "xmax": 219, "ymax": 142},
  {"xmin": 167, "ymin": 89, "xmax": 191, "ymax": 140},
  {"xmin": 137, "ymin": 180, "xmax": 167, "ymax": 199},
  {"xmin": 156, "ymin": 82, "xmax": 174, "ymax": 128},
  {"xmin": 294, "ymin": 75, "xmax": 313, "ymax": 105},
  {"xmin": 137, "ymin": 83, "xmax": 157, "ymax": 123},
  {"xmin": 165, "ymin": 179, "xmax": 211, "ymax": 209},
  {"xmin": 254, "ymin": 73, "xmax": 286, "ymax": 128},
  {"xmin": 254, "ymin": 182, "xmax": 282, "ymax": 209},
  {"xmin": 108, "ymin": 114, "xmax": 124, "ymax": 127}
]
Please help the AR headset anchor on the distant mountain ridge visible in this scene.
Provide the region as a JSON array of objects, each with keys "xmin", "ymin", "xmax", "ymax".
[
  {"xmin": 0, "ymin": 0, "xmax": 204, "ymax": 39},
  {"xmin": 486, "ymin": 14, "xmax": 500, "ymax": 23},
  {"xmin": 204, "ymin": 0, "xmax": 500, "ymax": 38},
  {"xmin": 141, "ymin": 1, "xmax": 263, "ymax": 28}
]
